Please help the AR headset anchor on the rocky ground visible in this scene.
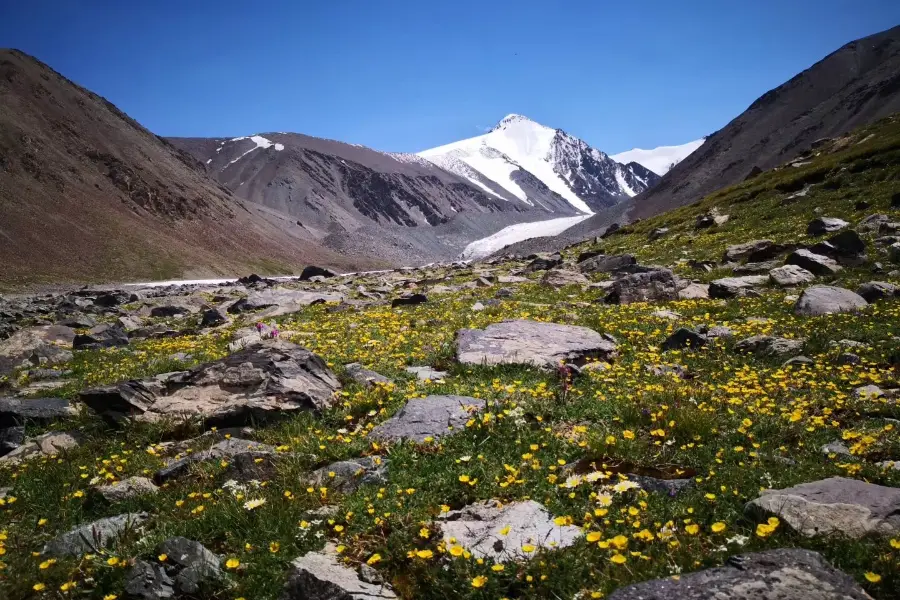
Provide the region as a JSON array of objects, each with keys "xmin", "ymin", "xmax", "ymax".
[{"xmin": 1, "ymin": 118, "xmax": 900, "ymax": 599}]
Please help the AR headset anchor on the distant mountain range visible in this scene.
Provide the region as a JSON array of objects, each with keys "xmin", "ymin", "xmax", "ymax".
[{"xmin": 610, "ymin": 138, "xmax": 706, "ymax": 176}]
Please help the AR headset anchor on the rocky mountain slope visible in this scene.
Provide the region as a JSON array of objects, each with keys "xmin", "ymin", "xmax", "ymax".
[
  {"xmin": 0, "ymin": 50, "xmax": 385, "ymax": 290},
  {"xmin": 420, "ymin": 114, "xmax": 660, "ymax": 213},
  {"xmin": 0, "ymin": 114, "xmax": 898, "ymax": 600},
  {"xmin": 610, "ymin": 137, "xmax": 706, "ymax": 176},
  {"xmin": 169, "ymin": 130, "xmax": 581, "ymax": 266},
  {"xmin": 632, "ymin": 24, "xmax": 900, "ymax": 220}
]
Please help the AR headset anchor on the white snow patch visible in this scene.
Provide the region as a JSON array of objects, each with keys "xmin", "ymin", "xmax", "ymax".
[
  {"xmin": 225, "ymin": 135, "xmax": 283, "ymax": 166},
  {"xmin": 614, "ymin": 167, "xmax": 637, "ymax": 198},
  {"xmin": 459, "ymin": 215, "xmax": 591, "ymax": 260},
  {"xmin": 611, "ymin": 138, "xmax": 705, "ymax": 176}
]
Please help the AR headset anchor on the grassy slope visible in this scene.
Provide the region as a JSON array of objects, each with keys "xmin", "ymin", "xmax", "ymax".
[{"xmin": 1, "ymin": 119, "xmax": 899, "ymax": 599}]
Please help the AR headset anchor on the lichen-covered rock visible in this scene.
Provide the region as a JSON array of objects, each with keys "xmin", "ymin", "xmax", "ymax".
[
  {"xmin": 734, "ymin": 335, "xmax": 804, "ymax": 357},
  {"xmin": 709, "ymin": 276, "xmax": 768, "ymax": 299},
  {"xmin": 157, "ymin": 537, "xmax": 223, "ymax": 594},
  {"xmin": 769, "ymin": 264, "xmax": 815, "ymax": 287},
  {"xmin": 457, "ymin": 320, "xmax": 616, "ymax": 367},
  {"xmin": 794, "ymin": 285, "xmax": 868, "ymax": 316},
  {"xmin": 437, "ymin": 500, "xmax": 582, "ymax": 562},
  {"xmin": 95, "ymin": 476, "xmax": 158, "ymax": 502},
  {"xmin": 608, "ymin": 548, "xmax": 871, "ymax": 600},
  {"xmin": 857, "ymin": 281, "xmax": 898, "ymax": 302},
  {"xmin": 282, "ymin": 550, "xmax": 396, "ymax": 599},
  {"xmin": 154, "ymin": 438, "xmax": 275, "ymax": 483},
  {"xmin": 786, "ymin": 249, "xmax": 842, "ymax": 276},
  {"xmin": 606, "ymin": 269, "xmax": 678, "ymax": 304},
  {"xmin": 578, "ymin": 254, "xmax": 636, "ymax": 274},
  {"xmin": 369, "ymin": 395, "xmax": 484, "ymax": 443},
  {"xmin": 43, "ymin": 512, "xmax": 148, "ymax": 556},
  {"xmin": 309, "ymin": 456, "xmax": 389, "ymax": 493},
  {"xmin": 81, "ymin": 340, "xmax": 340, "ymax": 426},
  {"xmin": 745, "ymin": 476, "xmax": 900, "ymax": 538},
  {"xmin": 344, "ymin": 363, "xmax": 392, "ymax": 388},
  {"xmin": 541, "ymin": 269, "xmax": 589, "ymax": 286}
]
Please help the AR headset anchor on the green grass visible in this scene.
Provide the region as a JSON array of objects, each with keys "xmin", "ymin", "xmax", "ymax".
[{"xmin": 2, "ymin": 116, "xmax": 900, "ymax": 599}]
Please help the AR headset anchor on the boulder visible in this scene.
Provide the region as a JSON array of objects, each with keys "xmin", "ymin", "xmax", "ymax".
[
  {"xmin": 228, "ymin": 288, "xmax": 343, "ymax": 315},
  {"xmin": 73, "ymin": 323, "xmax": 129, "ymax": 350},
  {"xmin": 43, "ymin": 512, "xmax": 148, "ymax": 556},
  {"xmin": 200, "ymin": 308, "xmax": 227, "ymax": 327},
  {"xmin": 299, "ymin": 265, "xmax": 337, "ymax": 280},
  {"xmin": 858, "ymin": 213, "xmax": 891, "ymax": 232},
  {"xmin": 391, "ymin": 293, "xmax": 427, "ymax": 307},
  {"xmin": 523, "ymin": 254, "xmax": 562, "ymax": 273},
  {"xmin": 648, "ymin": 227, "xmax": 668, "ymax": 240},
  {"xmin": 149, "ymin": 305, "xmax": 190, "ymax": 318},
  {"xmin": 541, "ymin": 270, "xmax": 589, "ymax": 286},
  {"xmin": 94, "ymin": 476, "xmax": 159, "ymax": 502},
  {"xmin": 734, "ymin": 335, "xmax": 804, "ymax": 357},
  {"xmin": 0, "ymin": 324, "xmax": 75, "ymax": 376},
  {"xmin": 124, "ymin": 560, "xmax": 175, "ymax": 600},
  {"xmin": 606, "ymin": 269, "xmax": 678, "ymax": 304},
  {"xmin": 856, "ymin": 281, "xmax": 898, "ymax": 302},
  {"xmin": 309, "ymin": 456, "xmax": 389, "ymax": 493},
  {"xmin": 0, "ymin": 397, "xmax": 77, "ymax": 427},
  {"xmin": 405, "ymin": 366, "xmax": 447, "ymax": 381},
  {"xmin": 785, "ymin": 249, "xmax": 842, "ymax": 276},
  {"xmin": 457, "ymin": 320, "xmax": 617, "ymax": 367},
  {"xmin": 677, "ymin": 282, "xmax": 709, "ymax": 300},
  {"xmin": 696, "ymin": 209, "xmax": 729, "ymax": 229},
  {"xmin": 661, "ymin": 328, "xmax": 707, "ymax": 351},
  {"xmin": 708, "ymin": 275, "xmax": 768, "ymax": 299},
  {"xmin": 607, "ymin": 548, "xmax": 871, "ymax": 600},
  {"xmin": 807, "ymin": 217, "xmax": 849, "ymax": 236},
  {"xmin": 282, "ymin": 551, "xmax": 396, "ymax": 600},
  {"xmin": 745, "ymin": 476, "xmax": 900, "ymax": 538},
  {"xmin": 768, "ymin": 264, "xmax": 814, "ymax": 287},
  {"xmin": 722, "ymin": 240, "xmax": 776, "ymax": 262},
  {"xmin": 369, "ymin": 395, "xmax": 485, "ymax": 443},
  {"xmin": 732, "ymin": 260, "xmax": 780, "ymax": 275},
  {"xmin": 154, "ymin": 438, "xmax": 275, "ymax": 483},
  {"xmin": 810, "ymin": 229, "xmax": 867, "ymax": 265},
  {"xmin": 344, "ymin": 363, "xmax": 392, "ymax": 388},
  {"xmin": 80, "ymin": 340, "xmax": 340, "ymax": 426},
  {"xmin": 794, "ymin": 286, "xmax": 868, "ymax": 316},
  {"xmin": 578, "ymin": 254, "xmax": 636, "ymax": 274},
  {"xmin": 156, "ymin": 537, "xmax": 223, "ymax": 594},
  {"xmin": 0, "ymin": 430, "xmax": 81, "ymax": 464},
  {"xmin": 0, "ymin": 426, "xmax": 25, "ymax": 455},
  {"xmin": 437, "ymin": 500, "xmax": 582, "ymax": 562}
]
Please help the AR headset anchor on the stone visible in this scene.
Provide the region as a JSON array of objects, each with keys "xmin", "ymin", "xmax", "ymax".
[
  {"xmin": 651, "ymin": 309, "xmax": 681, "ymax": 320},
  {"xmin": 81, "ymin": 340, "xmax": 340, "ymax": 426},
  {"xmin": 578, "ymin": 254, "xmax": 636, "ymax": 274},
  {"xmin": 95, "ymin": 476, "xmax": 158, "ymax": 502},
  {"xmin": 732, "ymin": 260, "xmax": 780, "ymax": 275},
  {"xmin": 43, "ymin": 512, "xmax": 148, "ymax": 556},
  {"xmin": 859, "ymin": 213, "xmax": 891, "ymax": 232},
  {"xmin": 471, "ymin": 301, "xmax": 485, "ymax": 311},
  {"xmin": 606, "ymin": 269, "xmax": 678, "ymax": 304},
  {"xmin": 200, "ymin": 308, "xmax": 227, "ymax": 327},
  {"xmin": 369, "ymin": 395, "xmax": 485, "ymax": 443},
  {"xmin": 629, "ymin": 474, "xmax": 695, "ymax": 496},
  {"xmin": 769, "ymin": 264, "xmax": 815, "ymax": 287},
  {"xmin": 722, "ymin": 240, "xmax": 775, "ymax": 262},
  {"xmin": 853, "ymin": 384, "xmax": 885, "ymax": 400},
  {"xmin": 457, "ymin": 320, "xmax": 617, "ymax": 368},
  {"xmin": 794, "ymin": 285, "xmax": 868, "ymax": 316},
  {"xmin": 0, "ymin": 426, "xmax": 25, "ymax": 455},
  {"xmin": 708, "ymin": 275, "xmax": 768, "ymax": 299},
  {"xmin": 734, "ymin": 335, "xmax": 804, "ymax": 357},
  {"xmin": 523, "ymin": 255, "xmax": 562, "ymax": 273},
  {"xmin": 309, "ymin": 456, "xmax": 389, "ymax": 493},
  {"xmin": 745, "ymin": 476, "xmax": 900, "ymax": 538},
  {"xmin": 282, "ymin": 550, "xmax": 396, "ymax": 599},
  {"xmin": 228, "ymin": 288, "xmax": 343, "ymax": 315},
  {"xmin": 810, "ymin": 229, "xmax": 867, "ymax": 265},
  {"xmin": 0, "ymin": 396, "xmax": 77, "ymax": 426},
  {"xmin": 0, "ymin": 324, "xmax": 75, "ymax": 376},
  {"xmin": 785, "ymin": 249, "xmax": 842, "ymax": 276},
  {"xmin": 705, "ymin": 326, "xmax": 734, "ymax": 339},
  {"xmin": 405, "ymin": 366, "xmax": 447, "ymax": 381},
  {"xmin": 0, "ymin": 430, "xmax": 81, "ymax": 464},
  {"xmin": 299, "ymin": 265, "xmax": 337, "ymax": 280},
  {"xmin": 648, "ymin": 227, "xmax": 668, "ymax": 240},
  {"xmin": 783, "ymin": 356, "xmax": 814, "ymax": 368},
  {"xmin": 498, "ymin": 275, "xmax": 527, "ymax": 284},
  {"xmin": 157, "ymin": 537, "xmax": 223, "ymax": 594},
  {"xmin": 878, "ymin": 460, "xmax": 900, "ymax": 471},
  {"xmin": 541, "ymin": 269, "xmax": 589, "ymax": 286},
  {"xmin": 696, "ymin": 209, "xmax": 729, "ymax": 229},
  {"xmin": 344, "ymin": 363, "xmax": 392, "ymax": 388},
  {"xmin": 124, "ymin": 560, "xmax": 175, "ymax": 600},
  {"xmin": 857, "ymin": 281, "xmax": 898, "ymax": 302},
  {"xmin": 677, "ymin": 282, "xmax": 709, "ymax": 300},
  {"xmin": 661, "ymin": 328, "xmax": 707, "ymax": 351},
  {"xmin": 391, "ymin": 293, "xmax": 427, "ymax": 307},
  {"xmin": 836, "ymin": 352, "xmax": 861, "ymax": 365},
  {"xmin": 437, "ymin": 500, "xmax": 582, "ymax": 562},
  {"xmin": 150, "ymin": 305, "xmax": 190, "ymax": 318},
  {"xmin": 821, "ymin": 441, "xmax": 852, "ymax": 456},
  {"xmin": 645, "ymin": 364, "xmax": 689, "ymax": 379},
  {"xmin": 357, "ymin": 563, "xmax": 384, "ymax": 585},
  {"xmin": 607, "ymin": 548, "xmax": 871, "ymax": 600},
  {"xmin": 118, "ymin": 316, "xmax": 144, "ymax": 331},
  {"xmin": 220, "ymin": 451, "xmax": 279, "ymax": 482},
  {"xmin": 154, "ymin": 438, "xmax": 275, "ymax": 483},
  {"xmin": 807, "ymin": 217, "xmax": 849, "ymax": 236},
  {"xmin": 73, "ymin": 323, "xmax": 130, "ymax": 350}
]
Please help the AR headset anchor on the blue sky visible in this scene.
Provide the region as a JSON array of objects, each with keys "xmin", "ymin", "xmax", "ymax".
[{"xmin": 2, "ymin": 1, "xmax": 899, "ymax": 154}]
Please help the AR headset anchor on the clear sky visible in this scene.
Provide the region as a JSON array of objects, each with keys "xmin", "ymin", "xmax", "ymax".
[{"xmin": 2, "ymin": 1, "xmax": 899, "ymax": 154}]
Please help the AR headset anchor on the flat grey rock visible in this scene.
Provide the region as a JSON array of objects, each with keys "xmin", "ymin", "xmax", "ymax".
[
  {"xmin": 723, "ymin": 239, "xmax": 775, "ymax": 262},
  {"xmin": 457, "ymin": 320, "xmax": 617, "ymax": 368},
  {"xmin": 821, "ymin": 441, "xmax": 851, "ymax": 456},
  {"xmin": 678, "ymin": 282, "xmax": 710, "ymax": 299},
  {"xmin": 769, "ymin": 264, "xmax": 815, "ymax": 287},
  {"xmin": 578, "ymin": 254, "xmax": 636, "ymax": 274},
  {"xmin": 43, "ymin": 512, "xmax": 148, "ymax": 556},
  {"xmin": 0, "ymin": 430, "xmax": 81, "ymax": 464},
  {"xmin": 794, "ymin": 285, "xmax": 868, "ymax": 316},
  {"xmin": 95, "ymin": 476, "xmax": 159, "ymax": 502},
  {"xmin": 344, "ymin": 363, "xmax": 392, "ymax": 388},
  {"xmin": 228, "ymin": 288, "xmax": 343, "ymax": 315},
  {"xmin": 81, "ymin": 340, "xmax": 340, "ymax": 427},
  {"xmin": 369, "ymin": 395, "xmax": 484, "ymax": 443},
  {"xmin": 124, "ymin": 560, "xmax": 175, "ymax": 600},
  {"xmin": 0, "ymin": 325, "xmax": 75, "ymax": 376},
  {"xmin": 734, "ymin": 335, "xmax": 804, "ymax": 357},
  {"xmin": 541, "ymin": 269, "xmax": 589, "ymax": 286},
  {"xmin": 786, "ymin": 249, "xmax": 842, "ymax": 276},
  {"xmin": 405, "ymin": 366, "xmax": 447, "ymax": 381},
  {"xmin": 437, "ymin": 500, "xmax": 582, "ymax": 562},
  {"xmin": 745, "ymin": 476, "xmax": 900, "ymax": 538},
  {"xmin": 709, "ymin": 275, "xmax": 768, "ymax": 299},
  {"xmin": 807, "ymin": 217, "xmax": 849, "ymax": 236},
  {"xmin": 857, "ymin": 281, "xmax": 898, "ymax": 302},
  {"xmin": 853, "ymin": 384, "xmax": 886, "ymax": 400},
  {"xmin": 155, "ymin": 437, "xmax": 275, "ymax": 483},
  {"xmin": 309, "ymin": 456, "xmax": 389, "ymax": 493},
  {"xmin": 0, "ymin": 396, "xmax": 77, "ymax": 426},
  {"xmin": 608, "ymin": 548, "xmax": 871, "ymax": 600},
  {"xmin": 282, "ymin": 551, "xmax": 396, "ymax": 599},
  {"xmin": 606, "ymin": 268, "xmax": 678, "ymax": 304},
  {"xmin": 157, "ymin": 537, "xmax": 222, "ymax": 594}
]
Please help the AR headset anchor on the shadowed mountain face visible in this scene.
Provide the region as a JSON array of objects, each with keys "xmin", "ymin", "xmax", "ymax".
[
  {"xmin": 0, "ymin": 49, "xmax": 386, "ymax": 289},
  {"xmin": 631, "ymin": 24, "xmax": 900, "ymax": 220}
]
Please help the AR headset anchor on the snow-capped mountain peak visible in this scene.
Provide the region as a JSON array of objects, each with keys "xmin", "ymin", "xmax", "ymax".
[
  {"xmin": 611, "ymin": 138, "xmax": 706, "ymax": 176},
  {"xmin": 419, "ymin": 115, "xmax": 660, "ymax": 214}
]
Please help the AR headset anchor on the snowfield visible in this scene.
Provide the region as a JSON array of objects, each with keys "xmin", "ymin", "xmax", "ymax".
[
  {"xmin": 611, "ymin": 138, "xmax": 705, "ymax": 176},
  {"xmin": 459, "ymin": 215, "xmax": 592, "ymax": 260}
]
